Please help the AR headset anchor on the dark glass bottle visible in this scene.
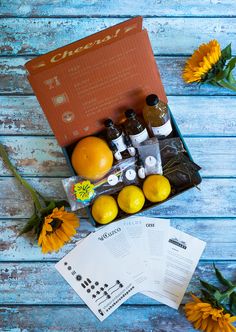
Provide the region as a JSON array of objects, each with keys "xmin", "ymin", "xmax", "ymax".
[
  {"xmin": 104, "ymin": 119, "xmax": 126, "ymax": 153},
  {"xmin": 143, "ymin": 94, "xmax": 173, "ymax": 138},
  {"xmin": 124, "ymin": 109, "xmax": 149, "ymax": 147}
]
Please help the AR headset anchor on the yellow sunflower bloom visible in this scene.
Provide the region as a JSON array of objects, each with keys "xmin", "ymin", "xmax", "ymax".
[
  {"xmin": 182, "ymin": 40, "xmax": 221, "ymax": 83},
  {"xmin": 38, "ymin": 207, "xmax": 79, "ymax": 254},
  {"xmin": 185, "ymin": 294, "xmax": 236, "ymax": 332}
]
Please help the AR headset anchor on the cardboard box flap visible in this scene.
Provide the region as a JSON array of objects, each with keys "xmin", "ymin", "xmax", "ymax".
[
  {"xmin": 26, "ymin": 17, "xmax": 168, "ymax": 147},
  {"xmin": 25, "ymin": 17, "xmax": 143, "ymax": 75}
]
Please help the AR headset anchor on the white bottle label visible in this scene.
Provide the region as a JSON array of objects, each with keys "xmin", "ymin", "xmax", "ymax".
[
  {"xmin": 129, "ymin": 129, "xmax": 149, "ymax": 147},
  {"xmin": 112, "ymin": 135, "xmax": 127, "ymax": 152},
  {"xmin": 152, "ymin": 120, "xmax": 172, "ymax": 137}
]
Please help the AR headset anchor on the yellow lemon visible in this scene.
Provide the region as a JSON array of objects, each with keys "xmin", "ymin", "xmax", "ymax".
[
  {"xmin": 117, "ymin": 185, "xmax": 145, "ymax": 214},
  {"xmin": 143, "ymin": 175, "xmax": 171, "ymax": 202},
  {"xmin": 92, "ymin": 195, "xmax": 118, "ymax": 224}
]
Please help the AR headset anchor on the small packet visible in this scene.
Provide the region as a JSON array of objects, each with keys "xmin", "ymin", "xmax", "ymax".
[
  {"xmin": 159, "ymin": 137, "xmax": 186, "ymax": 165},
  {"xmin": 163, "ymin": 153, "xmax": 201, "ymax": 188},
  {"xmin": 137, "ymin": 137, "xmax": 162, "ymax": 176},
  {"xmin": 62, "ymin": 157, "xmax": 138, "ymax": 211}
]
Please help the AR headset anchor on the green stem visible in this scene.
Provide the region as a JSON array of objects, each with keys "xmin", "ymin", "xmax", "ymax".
[
  {"xmin": 0, "ymin": 143, "xmax": 42, "ymax": 211},
  {"xmin": 213, "ymin": 79, "xmax": 236, "ymax": 92}
]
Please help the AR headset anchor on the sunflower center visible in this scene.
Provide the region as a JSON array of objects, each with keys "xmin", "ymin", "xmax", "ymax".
[{"xmin": 50, "ymin": 218, "xmax": 63, "ymax": 231}]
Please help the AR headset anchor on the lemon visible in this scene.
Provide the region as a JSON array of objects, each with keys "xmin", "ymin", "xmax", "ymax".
[
  {"xmin": 92, "ymin": 195, "xmax": 118, "ymax": 224},
  {"xmin": 117, "ymin": 185, "xmax": 145, "ymax": 214},
  {"xmin": 143, "ymin": 175, "xmax": 171, "ymax": 202}
]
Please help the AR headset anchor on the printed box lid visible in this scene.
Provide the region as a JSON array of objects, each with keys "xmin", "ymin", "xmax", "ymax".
[{"xmin": 26, "ymin": 17, "xmax": 167, "ymax": 147}]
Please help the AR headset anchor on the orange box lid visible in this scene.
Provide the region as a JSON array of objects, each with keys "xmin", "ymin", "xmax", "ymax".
[{"xmin": 26, "ymin": 17, "xmax": 167, "ymax": 147}]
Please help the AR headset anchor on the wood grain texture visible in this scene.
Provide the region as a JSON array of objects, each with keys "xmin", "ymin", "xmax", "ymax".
[
  {"xmin": 0, "ymin": 305, "xmax": 195, "ymax": 332},
  {"xmin": 0, "ymin": 136, "xmax": 236, "ymax": 177},
  {"xmin": 1, "ymin": 218, "xmax": 236, "ymax": 261},
  {"xmin": 0, "ymin": 178, "xmax": 235, "ymax": 219},
  {"xmin": 1, "ymin": 18, "xmax": 236, "ymax": 56},
  {"xmin": 1, "ymin": 1, "xmax": 236, "ymax": 330},
  {"xmin": 1, "ymin": 261, "xmax": 235, "ymax": 305},
  {"xmin": 1, "ymin": 96, "xmax": 236, "ymax": 136},
  {"xmin": 1, "ymin": 0, "xmax": 236, "ymax": 17},
  {"xmin": 1, "ymin": 57, "xmax": 236, "ymax": 96}
]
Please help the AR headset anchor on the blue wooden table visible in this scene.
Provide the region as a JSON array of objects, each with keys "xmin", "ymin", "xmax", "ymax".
[{"xmin": 0, "ymin": 1, "xmax": 236, "ymax": 331}]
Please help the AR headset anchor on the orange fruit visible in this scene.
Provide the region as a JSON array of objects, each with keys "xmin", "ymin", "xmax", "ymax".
[{"xmin": 71, "ymin": 136, "xmax": 113, "ymax": 180}]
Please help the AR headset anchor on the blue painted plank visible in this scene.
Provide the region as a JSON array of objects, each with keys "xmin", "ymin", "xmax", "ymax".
[
  {"xmin": 0, "ymin": 305, "xmax": 196, "ymax": 332},
  {"xmin": 0, "ymin": 136, "xmax": 235, "ymax": 177},
  {"xmin": 0, "ymin": 178, "xmax": 235, "ymax": 219},
  {"xmin": 1, "ymin": 96, "xmax": 236, "ymax": 136},
  {"xmin": 0, "ymin": 218, "xmax": 236, "ymax": 261},
  {"xmin": 1, "ymin": 18, "xmax": 236, "ymax": 56},
  {"xmin": 1, "ymin": 261, "xmax": 235, "ymax": 305},
  {"xmin": 1, "ymin": 57, "xmax": 236, "ymax": 96},
  {"xmin": 1, "ymin": 0, "xmax": 236, "ymax": 17}
]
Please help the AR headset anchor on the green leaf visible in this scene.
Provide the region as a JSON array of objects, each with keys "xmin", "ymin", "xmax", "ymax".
[
  {"xmin": 40, "ymin": 200, "xmax": 56, "ymax": 216},
  {"xmin": 214, "ymin": 263, "xmax": 233, "ymax": 287},
  {"xmin": 221, "ymin": 43, "xmax": 232, "ymax": 61},
  {"xmin": 19, "ymin": 213, "xmax": 40, "ymax": 236},
  {"xmin": 200, "ymin": 279, "xmax": 219, "ymax": 294},
  {"xmin": 229, "ymin": 292, "xmax": 236, "ymax": 315}
]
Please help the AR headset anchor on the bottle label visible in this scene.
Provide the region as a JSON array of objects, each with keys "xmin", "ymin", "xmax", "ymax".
[
  {"xmin": 152, "ymin": 120, "xmax": 172, "ymax": 137},
  {"xmin": 112, "ymin": 135, "xmax": 127, "ymax": 152},
  {"xmin": 129, "ymin": 129, "xmax": 149, "ymax": 147}
]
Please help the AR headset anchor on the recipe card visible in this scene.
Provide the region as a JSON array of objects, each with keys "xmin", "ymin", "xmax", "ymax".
[
  {"xmin": 143, "ymin": 226, "xmax": 206, "ymax": 308},
  {"xmin": 56, "ymin": 231, "xmax": 138, "ymax": 321}
]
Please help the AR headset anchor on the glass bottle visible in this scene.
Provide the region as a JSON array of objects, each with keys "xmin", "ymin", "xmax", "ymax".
[
  {"xmin": 124, "ymin": 109, "xmax": 149, "ymax": 147},
  {"xmin": 104, "ymin": 119, "xmax": 127, "ymax": 153},
  {"xmin": 143, "ymin": 94, "xmax": 173, "ymax": 138},
  {"xmin": 123, "ymin": 134, "xmax": 136, "ymax": 157}
]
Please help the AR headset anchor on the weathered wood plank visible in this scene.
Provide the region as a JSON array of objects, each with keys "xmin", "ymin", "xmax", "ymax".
[
  {"xmin": 0, "ymin": 178, "xmax": 235, "ymax": 218},
  {"xmin": 1, "ymin": 18, "xmax": 236, "ymax": 56},
  {"xmin": 0, "ymin": 261, "xmax": 235, "ymax": 305},
  {"xmin": 1, "ymin": 96, "xmax": 236, "ymax": 136},
  {"xmin": 1, "ymin": 57, "xmax": 236, "ymax": 96},
  {"xmin": 0, "ymin": 305, "xmax": 196, "ymax": 332},
  {"xmin": 1, "ymin": 218, "xmax": 235, "ymax": 261},
  {"xmin": 0, "ymin": 136, "xmax": 236, "ymax": 177},
  {"xmin": 0, "ymin": 136, "xmax": 70, "ymax": 177},
  {"xmin": 1, "ymin": 0, "xmax": 236, "ymax": 17}
]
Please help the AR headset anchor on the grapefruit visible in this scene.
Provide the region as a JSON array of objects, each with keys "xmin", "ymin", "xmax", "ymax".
[{"xmin": 71, "ymin": 136, "xmax": 113, "ymax": 180}]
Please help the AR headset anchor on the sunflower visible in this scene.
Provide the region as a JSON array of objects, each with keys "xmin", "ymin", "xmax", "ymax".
[
  {"xmin": 38, "ymin": 207, "xmax": 79, "ymax": 254},
  {"xmin": 185, "ymin": 294, "xmax": 236, "ymax": 332},
  {"xmin": 183, "ymin": 40, "xmax": 221, "ymax": 83},
  {"xmin": 182, "ymin": 39, "xmax": 236, "ymax": 91}
]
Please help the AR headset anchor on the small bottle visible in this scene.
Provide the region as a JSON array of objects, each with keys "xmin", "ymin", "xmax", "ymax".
[
  {"xmin": 109, "ymin": 141, "xmax": 122, "ymax": 161},
  {"xmin": 104, "ymin": 119, "xmax": 127, "ymax": 153},
  {"xmin": 124, "ymin": 109, "xmax": 149, "ymax": 147},
  {"xmin": 123, "ymin": 134, "xmax": 136, "ymax": 157},
  {"xmin": 136, "ymin": 156, "xmax": 146, "ymax": 179},
  {"xmin": 143, "ymin": 94, "xmax": 173, "ymax": 138}
]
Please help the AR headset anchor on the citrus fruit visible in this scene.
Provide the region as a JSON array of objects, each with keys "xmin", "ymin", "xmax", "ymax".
[
  {"xmin": 143, "ymin": 175, "xmax": 171, "ymax": 202},
  {"xmin": 71, "ymin": 136, "xmax": 113, "ymax": 180},
  {"xmin": 117, "ymin": 185, "xmax": 145, "ymax": 214},
  {"xmin": 92, "ymin": 195, "xmax": 118, "ymax": 224}
]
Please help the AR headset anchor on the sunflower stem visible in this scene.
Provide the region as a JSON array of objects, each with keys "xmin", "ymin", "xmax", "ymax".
[
  {"xmin": 0, "ymin": 143, "xmax": 43, "ymax": 211},
  {"xmin": 213, "ymin": 79, "xmax": 236, "ymax": 92}
]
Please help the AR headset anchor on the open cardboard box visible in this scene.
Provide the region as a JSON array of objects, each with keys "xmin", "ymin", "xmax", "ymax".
[{"xmin": 25, "ymin": 16, "xmax": 201, "ymax": 226}]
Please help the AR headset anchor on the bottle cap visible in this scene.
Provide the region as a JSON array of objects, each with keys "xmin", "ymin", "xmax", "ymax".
[
  {"xmin": 125, "ymin": 109, "xmax": 136, "ymax": 119},
  {"xmin": 104, "ymin": 119, "xmax": 114, "ymax": 127},
  {"xmin": 146, "ymin": 94, "xmax": 159, "ymax": 106}
]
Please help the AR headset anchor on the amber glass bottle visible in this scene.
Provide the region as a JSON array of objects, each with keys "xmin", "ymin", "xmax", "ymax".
[
  {"xmin": 143, "ymin": 94, "xmax": 173, "ymax": 138},
  {"xmin": 104, "ymin": 119, "xmax": 127, "ymax": 153},
  {"xmin": 124, "ymin": 109, "xmax": 149, "ymax": 147}
]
